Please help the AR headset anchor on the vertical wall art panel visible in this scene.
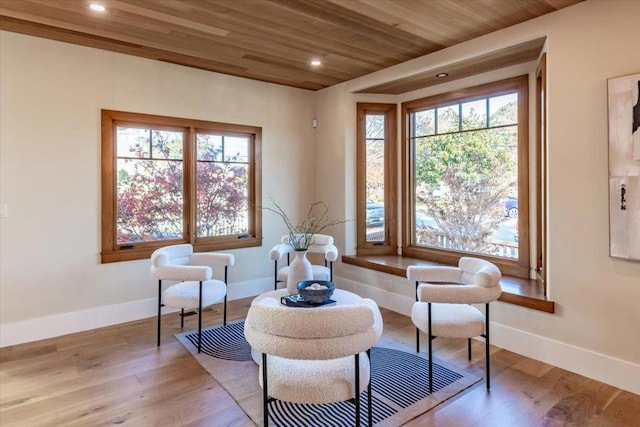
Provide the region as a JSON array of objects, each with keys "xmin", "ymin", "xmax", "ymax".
[{"xmin": 608, "ymin": 72, "xmax": 640, "ymax": 261}]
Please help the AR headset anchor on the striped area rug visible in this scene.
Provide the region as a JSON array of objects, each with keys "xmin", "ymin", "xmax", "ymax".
[
  {"xmin": 185, "ymin": 321, "xmax": 253, "ymax": 361},
  {"xmin": 177, "ymin": 321, "xmax": 480, "ymax": 426}
]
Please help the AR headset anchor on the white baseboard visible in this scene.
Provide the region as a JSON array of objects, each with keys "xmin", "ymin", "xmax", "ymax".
[
  {"xmin": 490, "ymin": 323, "xmax": 640, "ymax": 396},
  {"xmin": 0, "ymin": 278, "xmax": 273, "ymax": 348},
  {"xmin": 337, "ymin": 276, "xmax": 640, "ymax": 396}
]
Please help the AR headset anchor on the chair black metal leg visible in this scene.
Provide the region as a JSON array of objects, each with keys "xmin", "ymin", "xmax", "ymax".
[
  {"xmin": 468, "ymin": 338, "xmax": 472, "ymax": 361},
  {"xmin": 180, "ymin": 308, "xmax": 185, "ymax": 328},
  {"xmin": 224, "ymin": 267, "xmax": 228, "ymax": 326},
  {"xmin": 367, "ymin": 348, "xmax": 372, "ymax": 427},
  {"xmin": 355, "ymin": 353, "xmax": 361, "ymax": 427},
  {"xmin": 428, "ymin": 302, "xmax": 433, "ymax": 394},
  {"xmin": 329, "ymin": 261, "xmax": 333, "ymax": 282},
  {"xmin": 274, "ymin": 261, "xmax": 278, "ymax": 290},
  {"xmin": 197, "ymin": 280, "xmax": 203, "ymax": 354},
  {"xmin": 262, "ymin": 353, "xmax": 269, "ymax": 427},
  {"xmin": 157, "ymin": 280, "xmax": 162, "ymax": 347},
  {"xmin": 223, "ymin": 295, "xmax": 228, "ymax": 326},
  {"xmin": 415, "ymin": 280, "xmax": 420, "ymax": 353},
  {"xmin": 486, "ymin": 303, "xmax": 490, "ymax": 390}
]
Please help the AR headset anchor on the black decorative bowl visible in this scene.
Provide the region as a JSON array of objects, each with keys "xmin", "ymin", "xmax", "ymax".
[{"xmin": 297, "ymin": 280, "xmax": 336, "ymax": 304}]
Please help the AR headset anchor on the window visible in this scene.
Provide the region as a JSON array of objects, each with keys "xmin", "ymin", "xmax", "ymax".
[
  {"xmin": 101, "ymin": 110, "xmax": 262, "ymax": 263},
  {"xmin": 356, "ymin": 103, "xmax": 397, "ymax": 254},
  {"xmin": 402, "ymin": 76, "xmax": 529, "ymax": 277}
]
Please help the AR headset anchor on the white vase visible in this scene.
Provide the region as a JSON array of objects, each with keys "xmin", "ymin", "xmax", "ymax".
[{"xmin": 287, "ymin": 249, "xmax": 313, "ymax": 294}]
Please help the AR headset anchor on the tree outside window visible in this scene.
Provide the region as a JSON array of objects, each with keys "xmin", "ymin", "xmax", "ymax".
[
  {"xmin": 412, "ymin": 94, "xmax": 518, "ymax": 258},
  {"xmin": 402, "ymin": 76, "xmax": 529, "ymax": 277},
  {"xmin": 101, "ymin": 110, "xmax": 262, "ymax": 263},
  {"xmin": 116, "ymin": 127, "xmax": 185, "ymax": 243}
]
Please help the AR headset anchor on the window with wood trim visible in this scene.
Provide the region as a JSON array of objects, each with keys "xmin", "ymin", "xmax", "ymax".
[
  {"xmin": 101, "ymin": 110, "xmax": 262, "ymax": 263},
  {"xmin": 356, "ymin": 103, "xmax": 397, "ymax": 255},
  {"xmin": 402, "ymin": 76, "xmax": 530, "ymax": 278}
]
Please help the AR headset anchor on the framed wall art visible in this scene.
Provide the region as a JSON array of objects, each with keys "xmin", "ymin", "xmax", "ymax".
[{"xmin": 608, "ymin": 72, "xmax": 640, "ymax": 261}]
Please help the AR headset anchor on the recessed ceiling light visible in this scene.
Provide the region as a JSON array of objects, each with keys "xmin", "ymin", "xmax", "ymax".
[
  {"xmin": 310, "ymin": 60, "xmax": 322, "ymax": 66},
  {"xmin": 436, "ymin": 72, "xmax": 449, "ymax": 78},
  {"xmin": 89, "ymin": 3, "xmax": 106, "ymax": 12}
]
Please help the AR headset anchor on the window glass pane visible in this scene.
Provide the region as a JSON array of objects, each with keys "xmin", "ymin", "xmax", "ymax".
[
  {"xmin": 196, "ymin": 133, "xmax": 250, "ymax": 237},
  {"xmin": 116, "ymin": 158, "xmax": 184, "ymax": 243},
  {"xmin": 116, "ymin": 126, "xmax": 184, "ymax": 244},
  {"xmin": 151, "ymin": 130, "xmax": 183, "ymax": 159},
  {"xmin": 197, "ymin": 134, "xmax": 223, "ymax": 161},
  {"xmin": 365, "ymin": 113, "xmax": 385, "ymax": 242},
  {"xmin": 366, "ymin": 114, "xmax": 384, "ymax": 139},
  {"xmin": 412, "ymin": 123, "xmax": 518, "ymax": 259},
  {"xmin": 436, "ymin": 105, "xmax": 459, "ymax": 134},
  {"xmin": 461, "ymin": 99, "xmax": 487, "ymax": 130},
  {"xmin": 224, "ymin": 136, "xmax": 249, "ymax": 163},
  {"xmin": 489, "ymin": 93, "xmax": 518, "ymax": 126},
  {"xmin": 414, "ymin": 109, "xmax": 435, "ymax": 137},
  {"xmin": 117, "ymin": 127, "xmax": 150, "ymax": 158}
]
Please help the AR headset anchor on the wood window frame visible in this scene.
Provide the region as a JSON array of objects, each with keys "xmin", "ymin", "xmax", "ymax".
[
  {"xmin": 401, "ymin": 75, "xmax": 530, "ymax": 278},
  {"xmin": 356, "ymin": 103, "xmax": 398, "ymax": 255},
  {"xmin": 101, "ymin": 110, "xmax": 262, "ymax": 263},
  {"xmin": 535, "ymin": 53, "xmax": 548, "ymax": 293}
]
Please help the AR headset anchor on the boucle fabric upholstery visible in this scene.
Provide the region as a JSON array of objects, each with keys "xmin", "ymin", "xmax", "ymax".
[
  {"xmin": 249, "ymin": 289, "xmax": 381, "ymax": 364},
  {"xmin": 409, "ymin": 257, "xmax": 501, "ymax": 391},
  {"xmin": 459, "ymin": 257, "xmax": 501, "ymax": 287},
  {"xmin": 259, "ymin": 352, "xmax": 371, "ymax": 404},
  {"xmin": 245, "ymin": 298, "xmax": 379, "ymax": 359},
  {"xmin": 408, "ymin": 256, "xmax": 502, "ymax": 304},
  {"xmin": 150, "ymin": 244, "xmax": 234, "ymax": 307},
  {"xmin": 244, "ymin": 290, "xmax": 382, "ymax": 405},
  {"xmin": 416, "ymin": 283, "xmax": 501, "ymax": 304},
  {"xmin": 412, "ymin": 302, "xmax": 485, "ymax": 338},
  {"xmin": 162, "ymin": 280, "xmax": 227, "ymax": 309},
  {"xmin": 408, "ymin": 257, "xmax": 501, "ymax": 338},
  {"xmin": 151, "ymin": 244, "xmax": 235, "ymax": 282},
  {"xmin": 269, "ymin": 233, "xmax": 339, "ymax": 262}
]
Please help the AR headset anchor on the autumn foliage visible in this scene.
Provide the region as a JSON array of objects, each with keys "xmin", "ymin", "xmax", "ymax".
[{"xmin": 116, "ymin": 129, "xmax": 248, "ymax": 243}]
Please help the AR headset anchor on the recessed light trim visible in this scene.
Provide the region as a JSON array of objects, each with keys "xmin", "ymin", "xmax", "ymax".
[
  {"xmin": 436, "ymin": 72, "xmax": 449, "ymax": 78},
  {"xmin": 310, "ymin": 60, "xmax": 322, "ymax": 66},
  {"xmin": 89, "ymin": 3, "xmax": 106, "ymax": 12}
]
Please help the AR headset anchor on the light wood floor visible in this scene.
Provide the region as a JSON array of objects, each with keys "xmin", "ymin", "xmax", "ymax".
[{"xmin": 1, "ymin": 298, "xmax": 638, "ymax": 426}]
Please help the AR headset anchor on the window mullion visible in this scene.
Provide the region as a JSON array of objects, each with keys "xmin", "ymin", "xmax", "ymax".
[
  {"xmin": 486, "ymin": 98, "xmax": 490, "ymax": 127},
  {"xmin": 434, "ymin": 108, "xmax": 438, "ymax": 134},
  {"xmin": 185, "ymin": 127, "xmax": 195, "ymax": 244}
]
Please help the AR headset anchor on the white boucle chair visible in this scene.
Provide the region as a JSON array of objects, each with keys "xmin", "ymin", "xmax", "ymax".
[
  {"xmin": 269, "ymin": 233, "xmax": 338, "ymax": 290},
  {"xmin": 408, "ymin": 257, "xmax": 502, "ymax": 392},
  {"xmin": 150, "ymin": 244, "xmax": 234, "ymax": 353},
  {"xmin": 244, "ymin": 297, "xmax": 383, "ymax": 427}
]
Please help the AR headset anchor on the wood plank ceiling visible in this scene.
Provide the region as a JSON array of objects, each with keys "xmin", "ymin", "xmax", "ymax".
[{"xmin": 0, "ymin": 0, "xmax": 583, "ymax": 92}]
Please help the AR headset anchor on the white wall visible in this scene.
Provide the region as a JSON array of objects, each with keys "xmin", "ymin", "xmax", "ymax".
[
  {"xmin": 315, "ymin": 0, "xmax": 640, "ymax": 394},
  {"xmin": 0, "ymin": 32, "xmax": 316, "ymax": 342}
]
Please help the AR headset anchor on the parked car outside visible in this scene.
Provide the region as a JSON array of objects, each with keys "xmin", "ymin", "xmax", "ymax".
[
  {"xmin": 505, "ymin": 196, "xmax": 518, "ymax": 218},
  {"xmin": 366, "ymin": 199, "xmax": 384, "ymax": 227}
]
